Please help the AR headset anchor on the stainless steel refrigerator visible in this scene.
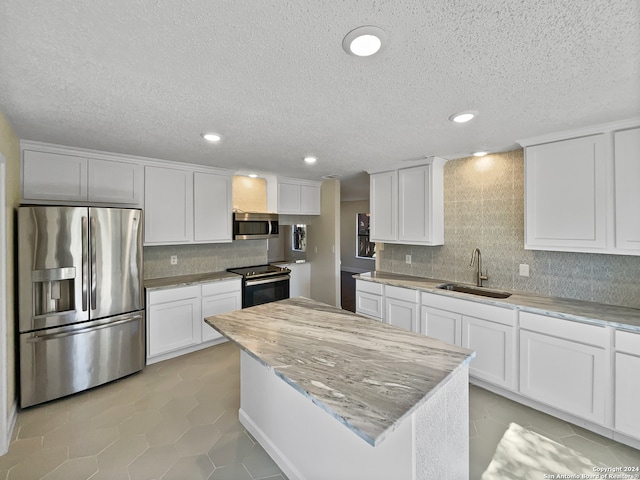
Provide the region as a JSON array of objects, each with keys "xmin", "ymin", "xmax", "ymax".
[{"xmin": 18, "ymin": 206, "xmax": 145, "ymax": 408}]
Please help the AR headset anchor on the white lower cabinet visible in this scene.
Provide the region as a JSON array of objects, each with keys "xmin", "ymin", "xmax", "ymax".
[
  {"xmin": 421, "ymin": 292, "xmax": 515, "ymax": 389},
  {"xmin": 614, "ymin": 329, "xmax": 640, "ymax": 439},
  {"xmin": 355, "ymin": 280, "xmax": 384, "ymax": 320},
  {"xmin": 385, "ymin": 286, "xmax": 418, "ymax": 332},
  {"xmin": 519, "ymin": 311, "xmax": 609, "ymax": 425},
  {"xmin": 420, "ymin": 305, "xmax": 462, "ymax": 345},
  {"xmin": 285, "ymin": 262, "xmax": 311, "ymax": 298},
  {"xmin": 463, "ymin": 316, "xmax": 515, "ymax": 389},
  {"xmin": 148, "ymin": 285, "xmax": 201, "ymax": 358},
  {"xmin": 201, "ymin": 279, "xmax": 242, "ymax": 342},
  {"xmin": 147, "ymin": 278, "xmax": 241, "ymax": 363}
]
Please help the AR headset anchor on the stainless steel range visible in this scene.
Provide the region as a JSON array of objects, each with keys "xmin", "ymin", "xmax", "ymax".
[{"xmin": 227, "ymin": 264, "xmax": 291, "ymax": 308}]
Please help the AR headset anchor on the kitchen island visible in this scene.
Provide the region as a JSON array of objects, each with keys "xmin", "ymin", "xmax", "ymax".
[{"xmin": 205, "ymin": 297, "xmax": 475, "ymax": 480}]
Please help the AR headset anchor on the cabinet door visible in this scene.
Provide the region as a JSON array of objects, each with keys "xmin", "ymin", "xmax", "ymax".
[
  {"xmin": 300, "ymin": 185, "xmax": 321, "ymax": 214},
  {"xmin": 278, "ymin": 183, "xmax": 301, "ymax": 214},
  {"xmin": 193, "ymin": 172, "xmax": 232, "ymax": 243},
  {"xmin": 398, "ymin": 165, "xmax": 431, "ymax": 243},
  {"xmin": 615, "ymin": 352, "xmax": 640, "ymax": 438},
  {"xmin": 519, "ymin": 330, "xmax": 606, "ymax": 424},
  {"xmin": 370, "ymin": 171, "xmax": 397, "ymax": 242},
  {"xmin": 144, "ymin": 166, "xmax": 193, "ymax": 244},
  {"xmin": 525, "ymin": 135, "xmax": 606, "ymax": 251},
  {"xmin": 148, "ymin": 296, "xmax": 201, "ymax": 357},
  {"xmin": 88, "ymin": 158, "xmax": 142, "ymax": 205},
  {"xmin": 385, "ymin": 297, "xmax": 418, "ymax": 332},
  {"xmin": 614, "ymin": 127, "xmax": 640, "ymax": 252},
  {"xmin": 463, "ymin": 316, "xmax": 514, "ymax": 389},
  {"xmin": 288, "ymin": 263, "xmax": 311, "ymax": 298},
  {"xmin": 23, "ymin": 150, "xmax": 87, "ymax": 201},
  {"xmin": 201, "ymin": 291, "xmax": 241, "ymax": 342},
  {"xmin": 420, "ymin": 305, "xmax": 462, "ymax": 345}
]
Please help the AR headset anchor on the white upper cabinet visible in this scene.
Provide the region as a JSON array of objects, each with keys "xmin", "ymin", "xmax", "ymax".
[
  {"xmin": 277, "ymin": 178, "xmax": 321, "ymax": 215},
  {"xmin": 145, "ymin": 165, "xmax": 232, "ymax": 245},
  {"xmin": 614, "ymin": 127, "xmax": 640, "ymax": 252},
  {"xmin": 520, "ymin": 118, "xmax": 640, "ymax": 255},
  {"xmin": 525, "ymin": 135, "xmax": 607, "ymax": 250},
  {"xmin": 23, "ymin": 150, "xmax": 88, "ymax": 201},
  {"xmin": 193, "ymin": 171, "xmax": 232, "ymax": 243},
  {"xmin": 145, "ymin": 166, "xmax": 193, "ymax": 244},
  {"xmin": 22, "ymin": 145, "xmax": 142, "ymax": 206},
  {"xmin": 370, "ymin": 170, "xmax": 397, "ymax": 242},
  {"xmin": 369, "ymin": 159, "xmax": 444, "ymax": 246},
  {"xmin": 87, "ymin": 158, "xmax": 143, "ymax": 205}
]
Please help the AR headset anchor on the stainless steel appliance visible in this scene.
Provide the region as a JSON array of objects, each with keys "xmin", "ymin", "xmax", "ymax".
[
  {"xmin": 227, "ymin": 264, "xmax": 290, "ymax": 308},
  {"xmin": 233, "ymin": 212, "xmax": 279, "ymax": 240},
  {"xmin": 17, "ymin": 206, "xmax": 145, "ymax": 408}
]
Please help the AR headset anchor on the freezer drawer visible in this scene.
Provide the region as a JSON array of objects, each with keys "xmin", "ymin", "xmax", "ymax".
[{"xmin": 19, "ymin": 312, "xmax": 145, "ymax": 408}]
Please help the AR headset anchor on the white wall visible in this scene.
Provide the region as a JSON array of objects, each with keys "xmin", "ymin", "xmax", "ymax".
[
  {"xmin": 340, "ymin": 200, "xmax": 375, "ymax": 273},
  {"xmin": 309, "ymin": 179, "xmax": 340, "ymax": 306}
]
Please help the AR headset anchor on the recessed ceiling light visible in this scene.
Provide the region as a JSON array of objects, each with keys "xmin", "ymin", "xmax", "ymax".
[
  {"xmin": 343, "ymin": 26, "xmax": 387, "ymax": 57},
  {"xmin": 304, "ymin": 156, "xmax": 317, "ymax": 165},
  {"xmin": 248, "ymin": 174, "xmax": 258, "ymax": 178},
  {"xmin": 202, "ymin": 132, "xmax": 222, "ymax": 142},
  {"xmin": 449, "ymin": 111, "xmax": 478, "ymax": 124},
  {"xmin": 473, "ymin": 151, "xmax": 488, "ymax": 157}
]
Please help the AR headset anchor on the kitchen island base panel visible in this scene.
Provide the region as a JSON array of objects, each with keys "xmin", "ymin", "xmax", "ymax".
[{"xmin": 239, "ymin": 351, "xmax": 469, "ymax": 480}]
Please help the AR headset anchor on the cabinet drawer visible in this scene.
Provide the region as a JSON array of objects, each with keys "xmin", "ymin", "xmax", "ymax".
[
  {"xmin": 356, "ymin": 292, "xmax": 383, "ymax": 319},
  {"xmin": 615, "ymin": 329, "xmax": 640, "ymax": 355},
  {"xmin": 421, "ymin": 292, "xmax": 515, "ymax": 326},
  {"xmin": 201, "ymin": 279, "xmax": 241, "ymax": 297},
  {"xmin": 385, "ymin": 285, "xmax": 418, "ymax": 303},
  {"xmin": 148, "ymin": 285, "xmax": 200, "ymax": 305},
  {"xmin": 356, "ymin": 280, "xmax": 384, "ymax": 295},
  {"xmin": 520, "ymin": 311, "xmax": 608, "ymax": 348}
]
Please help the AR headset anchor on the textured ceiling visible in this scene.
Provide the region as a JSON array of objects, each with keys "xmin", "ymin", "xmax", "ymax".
[{"xmin": 1, "ymin": 1, "xmax": 639, "ymax": 200}]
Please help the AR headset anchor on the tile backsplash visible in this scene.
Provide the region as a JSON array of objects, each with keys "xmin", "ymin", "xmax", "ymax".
[
  {"xmin": 144, "ymin": 241, "xmax": 267, "ymax": 279},
  {"xmin": 376, "ymin": 149, "xmax": 640, "ymax": 309}
]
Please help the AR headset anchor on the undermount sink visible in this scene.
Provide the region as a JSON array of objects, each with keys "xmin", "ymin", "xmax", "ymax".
[{"xmin": 436, "ymin": 283, "xmax": 512, "ymax": 299}]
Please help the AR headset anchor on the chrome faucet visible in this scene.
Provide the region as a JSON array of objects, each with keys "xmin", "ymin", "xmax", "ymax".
[{"xmin": 470, "ymin": 248, "xmax": 488, "ymax": 287}]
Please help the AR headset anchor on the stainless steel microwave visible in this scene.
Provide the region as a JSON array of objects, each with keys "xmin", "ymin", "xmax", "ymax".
[{"xmin": 233, "ymin": 212, "xmax": 279, "ymax": 240}]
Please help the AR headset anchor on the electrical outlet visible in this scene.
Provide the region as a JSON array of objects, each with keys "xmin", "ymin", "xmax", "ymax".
[
  {"xmin": 519, "ymin": 263, "xmax": 529, "ymax": 277},
  {"xmin": 405, "ymin": 254, "xmax": 412, "ymax": 264},
  {"xmin": 170, "ymin": 255, "xmax": 178, "ymax": 265}
]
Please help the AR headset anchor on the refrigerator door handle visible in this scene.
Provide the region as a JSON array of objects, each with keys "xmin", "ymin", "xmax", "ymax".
[
  {"xmin": 81, "ymin": 216, "xmax": 88, "ymax": 312},
  {"xmin": 90, "ymin": 216, "xmax": 97, "ymax": 310},
  {"xmin": 25, "ymin": 314, "xmax": 142, "ymax": 343}
]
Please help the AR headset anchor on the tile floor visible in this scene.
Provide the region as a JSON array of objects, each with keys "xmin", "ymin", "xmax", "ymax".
[{"xmin": 1, "ymin": 342, "xmax": 638, "ymax": 480}]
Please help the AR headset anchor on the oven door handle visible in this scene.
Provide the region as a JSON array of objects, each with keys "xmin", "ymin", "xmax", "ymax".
[{"xmin": 245, "ymin": 275, "xmax": 290, "ymax": 287}]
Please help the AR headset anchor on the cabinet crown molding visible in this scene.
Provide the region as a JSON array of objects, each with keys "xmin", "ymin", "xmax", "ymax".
[
  {"xmin": 20, "ymin": 140, "xmax": 234, "ymax": 176},
  {"xmin": 517, "ymin": 117, "xmax": 640, "ymax": 147},
  {"xmin": 366, "ymin": 156, "xmax": 447, "ymax": 175}
]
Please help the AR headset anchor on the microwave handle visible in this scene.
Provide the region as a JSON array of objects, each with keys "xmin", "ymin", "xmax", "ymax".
[{"xmin": 268, "ymin": 221, "xmax": 272, "ymax": 235}]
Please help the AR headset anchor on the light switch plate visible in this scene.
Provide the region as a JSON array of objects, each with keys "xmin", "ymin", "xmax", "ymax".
[
  {"xmin": 519, "ymin": 263, "xmax": 529, "ymax": 277},
  {"xmin": 405, "ymin": 254, "xmax": 412, "ymax": 264}
]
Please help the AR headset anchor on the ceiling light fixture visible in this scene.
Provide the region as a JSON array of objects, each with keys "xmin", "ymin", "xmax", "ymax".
[
  {"xmin": 202, "ymin": 132, "xmax": 222, "ymax": 142},
  {"xmin": 304, "ymin": 156, "xmax": 317, "ymax": 165},
  {"xmin": 248, "ymin": 174, "xmax": 258, "ymax": 178},
  {"xmin": 473, "ymin": 151, "xmax": 488, "ymax": 157},
  {"xmin": 342, "ymin": 26, "xmax": 387, "ymax": 57},
  {"xmin": 449, "ymin": 111, "xmax": 478, "ymax": 124}
]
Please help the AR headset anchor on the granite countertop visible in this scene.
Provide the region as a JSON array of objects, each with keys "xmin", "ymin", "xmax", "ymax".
[
  {"xmin": 144, "ymin": 271, "xmax": 241, "ymax": 290},
  {"xmin": 205, "ymin": 296, "xmax": 474, "ymax": 447},
  {"xmin": 355, "ymin": 271, "xmax": 640, "ymax": 330}
]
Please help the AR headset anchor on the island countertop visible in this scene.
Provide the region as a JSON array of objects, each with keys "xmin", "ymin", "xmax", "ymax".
[{"xmin": 205, "ymin": 296, "xmax": 474, "ymax": 446}]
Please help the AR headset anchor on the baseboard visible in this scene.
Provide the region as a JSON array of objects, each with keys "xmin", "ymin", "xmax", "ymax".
[
  {"xmin": 239, "ymin": 408, "xmax": 305, "ymax": 480},
  {"xmin": 1, "ymin": 399, "xmax": 18, "ymax": 455}
]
